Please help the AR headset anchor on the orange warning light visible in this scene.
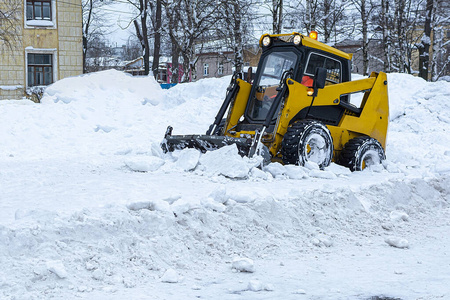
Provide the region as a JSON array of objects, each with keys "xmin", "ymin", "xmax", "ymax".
[{"xmin": 309, "ymin": 31, "xmax": 318, "ymax": 40}]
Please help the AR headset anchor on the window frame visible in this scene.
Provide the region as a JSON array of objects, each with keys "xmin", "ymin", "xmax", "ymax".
[
  {"xmin": 25, "ymin": 49, "xmax": 58, "ymax": 88},
  {"xmin": 217, "ymin": 62, "xmax": 224, "ymax": 75},
  {"xmin": 245, "ymin": 48, "xmax": 302, "ymax": 123},
  {"xmin": 304, "ymin": 52, "xmax": 342, "ymax": 84},
  {"xmin": 203, "ymin": 63, "xmax": 209, "ymax": 76},
  {"xmin": 24, "ymin": 0, "xmax": 56, "ymax": 28},
  {"xmin": 26, "ymin": 0, "xmax": 52, "ymax": 21}
]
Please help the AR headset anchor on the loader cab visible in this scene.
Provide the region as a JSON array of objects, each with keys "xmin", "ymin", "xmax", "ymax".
[
  {"xmin": 246, "ymin": 47, "xmax": 302, "ymax": 122},
  {"xmin": 243, "ymin": 33, "xmax": 352, "ymax": 129}
]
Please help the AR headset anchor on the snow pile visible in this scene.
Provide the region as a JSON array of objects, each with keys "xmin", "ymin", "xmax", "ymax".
[
  {"xmin": 0, "ymin": 70, "xmax": 449, "ymax": 299},
  {"xmin": 43, "ymin": 69, "xmax": 161, "ymax": 106}
]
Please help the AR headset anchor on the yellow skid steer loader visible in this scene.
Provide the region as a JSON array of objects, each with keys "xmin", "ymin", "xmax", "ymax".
[{"xmin": 162, "ymin": 33, "xmax": 389, "ymax": 171}]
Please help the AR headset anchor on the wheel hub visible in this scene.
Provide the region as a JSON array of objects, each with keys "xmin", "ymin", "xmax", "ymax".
[
  {"xmin": 304, "ymin": 133, "xmax": 330, "ymax": 165},
  {"xmin": 360, "ymin": 149, "xmax": 381, "ymax": 170}
]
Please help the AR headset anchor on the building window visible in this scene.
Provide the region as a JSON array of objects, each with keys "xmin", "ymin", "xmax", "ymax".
[
  {"xmin": 158, "ymin": 67, "xmax": 168, "ymax": 83},
  {"xmin": 27, "ymin": 53, "xmax": 53, "ymax": 87},
  {"xmin": 204, "ymin": 63, "xmax": 209, "ymax": 76},
  {"xmin": 26, "ymin": 0, "xmax": 52, "ymax": 20},
  {"xmin": 218, "ymin": 62, "xmax": 224, "ymax": 75}
]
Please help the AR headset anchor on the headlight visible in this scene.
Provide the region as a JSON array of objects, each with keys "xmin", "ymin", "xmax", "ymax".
[
  {"xmin": 293, "ymin": 34, "xmax": 301, "ymax": 45},
  {"xmin": 262, "ymin": 36, "xmax": 271, "ymax": 47}
]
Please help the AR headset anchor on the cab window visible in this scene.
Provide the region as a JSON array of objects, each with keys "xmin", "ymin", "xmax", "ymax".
[
  {"xmin": 304, "ymin": 53, "xmax": 341, "ymax": 85},
  {"xmin": 247, "ymin": 51, "xmax": 298, "ymax": 121}
]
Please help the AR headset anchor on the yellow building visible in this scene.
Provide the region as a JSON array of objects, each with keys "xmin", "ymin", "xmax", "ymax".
[{"xmin": 0, "ymin": 0, "xmax": 83, "ymax": 100}]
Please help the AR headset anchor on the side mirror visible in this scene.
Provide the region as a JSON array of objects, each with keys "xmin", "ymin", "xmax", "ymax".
[
  {"xmin": 246, "ymin": 66, "xmax": 253, "ymax": 83},
  {"xmin": 314, "ymin": 67, "xmax": 327, "ymax": 90}
]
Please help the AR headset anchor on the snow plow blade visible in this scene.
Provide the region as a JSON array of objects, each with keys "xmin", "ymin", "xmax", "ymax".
[{"xmin": 161, "ymin": 126, "xmax": 253, "ymax": 155}]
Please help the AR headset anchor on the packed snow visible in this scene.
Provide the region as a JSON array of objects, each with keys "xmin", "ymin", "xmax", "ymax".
[{"xmin": 0, "ymin": 69, "xmax": 449, "ymax": 299}]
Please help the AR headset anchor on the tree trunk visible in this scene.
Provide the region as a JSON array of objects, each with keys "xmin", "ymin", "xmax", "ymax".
[
  {"xmin": 171, "ymin": 39, "xmax": 179, "ymax": 84},
  {"xmin": 233, "ymin": 0, "xmax": 242, "ymax": 74},
  {"xmin": 361, "ymin": 0, "xmax": 369, "ymax": 75},
  {"xmin": 418, "ymin": 0, "xmax": 433, "ymax": 80},
  {"xmin": 82, "ymin": 0, "xmax": 93, "ymax": 73},
  {"xmin": 381, "ymin": 0, "xmax": 391, "ymax": 72},
  {"xmin": 152, "ymin": 0, "xmax": 161, "ymax": 80},
  {"xmin": 278, "ymin": 0, "xmax": 283, "ymax": 33},
  {"xmin": 133, "ymin": 0, "xmax": 150, "ymax": 76},
  {"xmin": 323, "ymin": 0, "xmax": 330, "ymax": 43},
  {"xmin": 182, "ymin": 53, "xmax": 191, "ymax": 83},
  {"xmin": 272, "ymin": 0, "xmax": 282, "ymax": 34}
]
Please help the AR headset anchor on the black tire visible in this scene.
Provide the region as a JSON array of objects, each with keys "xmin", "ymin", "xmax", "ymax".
[
  {"xmin": 206, "ymin": 119, "xmax": 226, "ymax": 135},
  {"xmin": 281, "ymin": 120, "xmax": 334, "ymax": 169},
  {"xmin": 339, "ymin": 136, "xmax": 385, "ymax": 171}
]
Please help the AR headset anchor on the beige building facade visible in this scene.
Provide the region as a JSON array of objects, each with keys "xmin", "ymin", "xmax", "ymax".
[{"xmin": 0, "ymin": 0, "xmax": 83, "ymax": 100}]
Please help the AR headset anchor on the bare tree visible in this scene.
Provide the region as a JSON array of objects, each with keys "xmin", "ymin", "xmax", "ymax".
[
  {"xmin": 305, "ymin": 0, "xmax": 319, "ymax": 33},
  {"xmin": 131, "ymin": 0, "xmax": 151, "ymax": 75},
  {"xmin": 0, "ymin": 0, "xmax": 20, "ymax": 51},
  {"xmin": 320, "ymin": 0, "xmax": 347, "ymax": 43},
  {"xmin": 350, "ymin": 0, "xmax": 377, "ymax": 75},
  {"xmin": 417, "ymin": 0, "xmax": 432, "ymax": 79},
  {"xmin": 123, "ymin": 36, "xmax": 142, "ymax": 61},
  {"xmin": 256, "ymin": 0, "xmax": 285, "ymax": 34},
  {"xmin": 380, "ymin": 0, "xmax": 392, "ymax": 72},
  {"xmin": 163, "ymin": 0, "xmax": 219, "ymax": 82},
  {"xmin": 272, "ymin": 0, "xmax": 283, "ymax": 34},
  {"xmin": 430, "ymin": 0, "xmax": 450, "ymax": 81},
  {"xmin": 162, "ymin": 0, "xmax": 181, "ymax": 82},
  {"xmin": 82, "ymin": 0, "xmax": 112, "ymax": 73},
  {"xmin": 391, "ymin": 0, "xmax": 423, "ymax": 74},
  {"xmin": 151, "ymin": 0, "xmax": 162, "ymax": 78},
  {"xmin": 125, "ymin": 0, "xmax": 164, "ymax": 78},
  {"xmin": 214, "ymin": 0, "xmax": 255, "ymax": 74}
]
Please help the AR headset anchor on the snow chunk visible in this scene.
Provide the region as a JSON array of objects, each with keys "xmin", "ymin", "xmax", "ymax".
[
  {"xmin": 247, "ymin": 280, "xmax": 263, "ymax": 291},
  {"xmin": 326, "ymin": 163, "xmax": 352, "ymax": 175},
  {"xmin": 385, "ymin": 237, "xmax": 410, "ymax": 249},
  {"xmin": 232, "ymin": 257, "xmax": 255, "ymax": 273},
  {"xmin": 175, "ymin": 149, "xmax": 200, "ymax": 171},
  {"xmin": 250, "ymin": 167, "xmax": 271, "ymax": 180},
  {"xmin": 311, "ymin": 235, "xmax": 333, "ymax": 247},
  {"xmin": 284, "ymin": 165, "xmax": 308, "ymax": 179},
  {"xmin": 171, "ymin": 197, "xmax": 200, "ymax": 216},
  {"xmin": 92, "ymin": 269, "xmax": 104, "ymax": 281},
  {"xmin": 125, "ymin": 156, "xmax": 165, "ymax": 172},
  {"xmin": 46, "ymin": 260, "xmax": 68, "ymax": 279},
  {"xmin": 161, "ymin": 268, "xmax": 179, "ymax": 283},
  {"xmin": 198, "ymin": 145, "xmax": 250, "ymax": 178},
  {"xmin": 389, "ymin": 210, "xmax": 409, "ymax": 221},
  {"xmin": 263, "ymin": 162, "xmax": 286, "ymax": 177},
  {"xmin": 207, "ymin": 186, "xmax": 227, "ymax": 204},
  {"xmin": 201, "ymin": 197, "xmax": 226, "ymax": 212}
]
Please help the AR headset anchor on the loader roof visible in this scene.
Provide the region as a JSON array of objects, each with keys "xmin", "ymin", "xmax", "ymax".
[{"xmin": 259, "ymin": 33, "xmax": 353, "ymax": 61}]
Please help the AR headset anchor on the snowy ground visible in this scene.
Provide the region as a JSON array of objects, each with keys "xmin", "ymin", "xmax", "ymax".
[{"xmin": 0, "ymin": 70, "xmax": 449, "ymax": 300}]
